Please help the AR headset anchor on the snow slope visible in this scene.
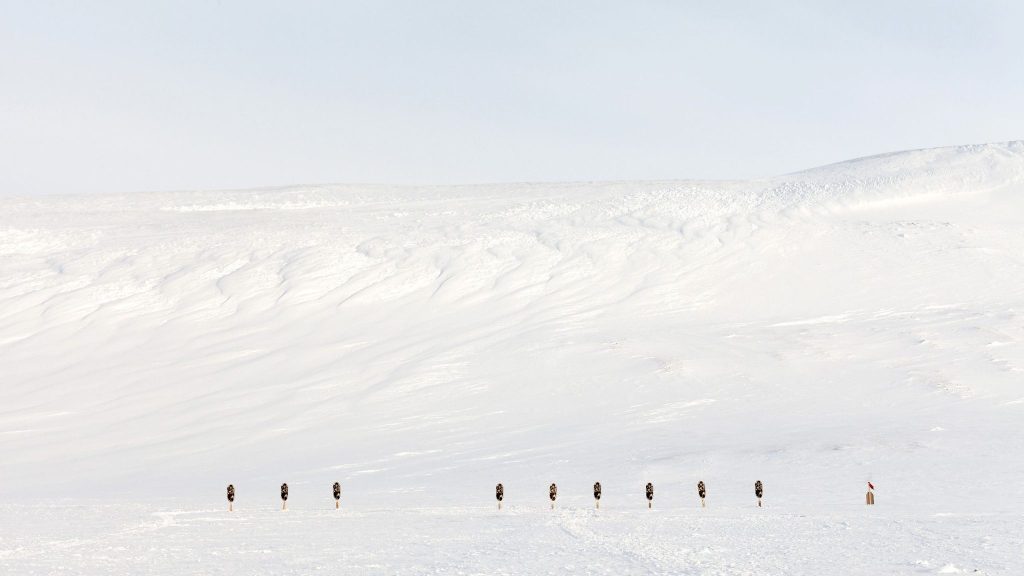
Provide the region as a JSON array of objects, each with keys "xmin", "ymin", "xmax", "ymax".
[{"xmin": 1, "ymin": 142, "xmax": 1023, "ymax": 574}]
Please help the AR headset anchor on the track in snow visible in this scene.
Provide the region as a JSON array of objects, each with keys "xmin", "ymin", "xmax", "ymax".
[{"xmin": 0, "ymin": 504, "xmax": 1016, "ymax": 575}]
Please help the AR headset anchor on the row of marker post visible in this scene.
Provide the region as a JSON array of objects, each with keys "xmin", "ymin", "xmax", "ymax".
[
  {"xmin": 225, "ymin": 482, "xmax": 342, "ymax": 511},
  {"xmin": 499, "ymin": 480, "xmax": 875, "ymax": 509},
  {"xmin": 224, "ymin": 481, "xmax": 876, "ymax": 511},
  {"xmin": 500, "ymin": 480, "xmax": 722, "ymax": 510}
]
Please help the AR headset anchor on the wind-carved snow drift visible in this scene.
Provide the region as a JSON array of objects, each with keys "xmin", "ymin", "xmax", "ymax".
[{"xmin": 1, "ymin": 142, "xmax": 1023, "ymax": 518}]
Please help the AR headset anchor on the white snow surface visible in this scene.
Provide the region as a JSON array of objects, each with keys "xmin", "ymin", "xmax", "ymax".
[{"xmin": 2, "ymin": 142, "xmax": 1024, "ymax": 574}]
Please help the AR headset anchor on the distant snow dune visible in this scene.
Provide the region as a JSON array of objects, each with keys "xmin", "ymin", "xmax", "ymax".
[
  {"xmin": 1, "ymin": 143, "xmax": 1024, "ymax": 573},
  {"xmin": 2, "ymin": 141, "xmax": 1024, "ymax": 504}
]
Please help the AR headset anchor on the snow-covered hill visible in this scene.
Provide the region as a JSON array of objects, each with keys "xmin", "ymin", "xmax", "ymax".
[{"xmin": 2, "ymin": 142, "xmax": 1023, "ymax": 574}]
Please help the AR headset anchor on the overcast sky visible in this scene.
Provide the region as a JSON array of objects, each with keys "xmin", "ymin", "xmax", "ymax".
[{"xmin": 1, "ymin": 0, "xmax": 1021, "ymax": 196}]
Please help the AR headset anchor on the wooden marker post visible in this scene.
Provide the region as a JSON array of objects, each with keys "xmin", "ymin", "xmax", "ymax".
[
  {"xmin": 755, "ymin": 480, "xmax": 763, "ymax": 508},
  {"xmin": 333, "ymin": 482, "xmax": 341, "ymax": 509},
  {"xmin": 496, "ymin": 483, "xmax": 504, "ymax": 510},
  {"xmin": 866, "ymin": 482, "xmax": 875, "ymax": 505},
  {"xmin": 697, "ymin": 481, "xmax": 706, "ymax": 508},
  {"xmin": 549, "ymin": 483, "xmax": 557, "ymax": 510},
  {"xmin": 281, "ymin": 483, "xmax": 289, "ymax": 511},
  {"xmin": 227, "ymin": 484, "xmax": 235, "ymax": 512},
  {"xmin": 646, "ymin": 482, "xmax": 654, "ymax": 509},
  {"xmin": 593, "ymin": 482, "xmax": 601, "ymax": 509}
]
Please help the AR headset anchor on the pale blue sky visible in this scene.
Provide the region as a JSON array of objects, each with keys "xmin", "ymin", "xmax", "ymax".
[{"xmin": 1, "ymin": 0, "xmax": 1021, "ymax": 195}]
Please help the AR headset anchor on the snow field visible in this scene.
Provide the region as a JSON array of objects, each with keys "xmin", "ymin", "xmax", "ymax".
[
  {"xmin": 2, "ymin": 142, "xmax": 1024, "ymax": 573},
  {"xmin": 0, "ymin": 504, "xmax": 1019, "ymax": 575}
]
